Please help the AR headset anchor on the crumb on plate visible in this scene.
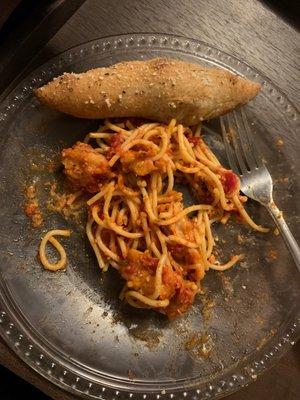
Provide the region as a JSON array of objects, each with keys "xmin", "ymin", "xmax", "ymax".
[{"xmin": 24, "ymin": 184, "xmax": 43, "ymax": 228}]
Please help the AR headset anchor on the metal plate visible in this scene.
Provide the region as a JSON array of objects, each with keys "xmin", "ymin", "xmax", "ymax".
[{"xmin": 0, "ymin": 33, "xmax": 299, "ymax": 399}]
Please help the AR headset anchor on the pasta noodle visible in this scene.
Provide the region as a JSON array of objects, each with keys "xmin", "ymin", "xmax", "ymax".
[{"xmin": 39, "ymin": 229, "xmax": 71, "ymax": 271}]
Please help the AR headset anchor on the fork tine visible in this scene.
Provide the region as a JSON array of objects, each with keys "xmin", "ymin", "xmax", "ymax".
[
  {"xmin": 227, "ymin": 113, "xmax": 248, "ymax": 175},
  {"xmin": 233, "ymin": 110, "xmax": 258, "ymax": 170},
  {"xmin": 240, "ymin": 109, "xmax": 263, "ymax": 168},
  {"xmin": 220, "ymin": 116, "xmax": 240, "ymax": 175}
]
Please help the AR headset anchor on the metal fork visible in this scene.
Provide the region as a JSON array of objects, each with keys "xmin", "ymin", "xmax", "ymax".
[{"xmin": 220, "ymin": 109, "xmax": 300, "ymax": 271}]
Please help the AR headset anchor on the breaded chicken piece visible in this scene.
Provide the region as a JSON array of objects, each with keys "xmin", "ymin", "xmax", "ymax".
[
  {"xmin": 61, "ymin": 142, "xmax": 112, "ymax": 192},
  {"xmin": 35, "ymin": 58, "xmax": 260, "ymax": 126},
  {"xmin": 120, "ymin": 249, "xmax": 197, "ymax": 319},
  {"xmin": 120, "ymin": 149, "xmax": 157, "ymax": 176}
]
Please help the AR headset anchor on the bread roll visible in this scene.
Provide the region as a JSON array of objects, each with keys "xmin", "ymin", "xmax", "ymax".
[{"xmin": 34, "ymin": 58, "xmax": 260, "ymax": 125}]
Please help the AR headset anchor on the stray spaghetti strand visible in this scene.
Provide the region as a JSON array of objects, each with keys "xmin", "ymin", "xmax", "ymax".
[{"xmin": 39, "ymin": 229, "xmax": 71, "ymax": 271}]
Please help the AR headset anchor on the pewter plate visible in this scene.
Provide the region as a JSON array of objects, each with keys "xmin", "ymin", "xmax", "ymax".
[{"xmin": 0, "ymin": 34, "xmax": 299, "ymax": 399}]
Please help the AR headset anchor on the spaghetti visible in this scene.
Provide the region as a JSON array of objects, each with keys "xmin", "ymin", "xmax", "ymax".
[
  {"xmin": 42, "ymin": 118, "xmax": 268, "ymax": 318},
  {"xmin": 39, "ymin": 229, "xmax": 71, "ymax": 271}
]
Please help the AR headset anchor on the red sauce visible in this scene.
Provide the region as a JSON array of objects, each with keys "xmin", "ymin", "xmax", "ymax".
[
  {"xmin": 168, "ymin": 243, "xmax": 187, "ymax": 262},
  {"xmin": 141, "ymin": 255, "xmax": 159, "ymax": 271},
  {"xmin": 187, "ymin": 134, "xmax": 201, "ymax": 146},
  {"xmin": 178, "ymin": 285, "xmax": 195, "ymax": 304},
  {"xmin": 220, "ymin": 170, "xmax": 239, "ymax": 196},
  {"xmin": 124, "ymin": 265, "xmax": 137, "ymax": 274},
  {"xmin": 109, "ymin": 133, "xmax": 124, "ymax": 156}
]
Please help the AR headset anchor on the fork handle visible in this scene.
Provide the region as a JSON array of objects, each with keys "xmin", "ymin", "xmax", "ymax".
[{"xmin": 266, "ymin": 202, "xmax": 300, "ymax": 272}]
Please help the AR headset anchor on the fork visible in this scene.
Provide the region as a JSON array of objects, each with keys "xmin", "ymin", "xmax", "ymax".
[{"xmin": 220, "ymin": 109, "xmax": 300, "ymax": 271}]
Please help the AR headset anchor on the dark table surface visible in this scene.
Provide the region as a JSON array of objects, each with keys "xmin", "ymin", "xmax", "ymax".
[{"xmin": 0, "ymin": 0, "xmax": 299, "ymax": 399}]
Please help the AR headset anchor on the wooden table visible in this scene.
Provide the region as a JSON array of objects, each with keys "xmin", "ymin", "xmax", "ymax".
[{"xmin": 0, "ymin": 0, "xmax": 299, "ymax": 399}]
